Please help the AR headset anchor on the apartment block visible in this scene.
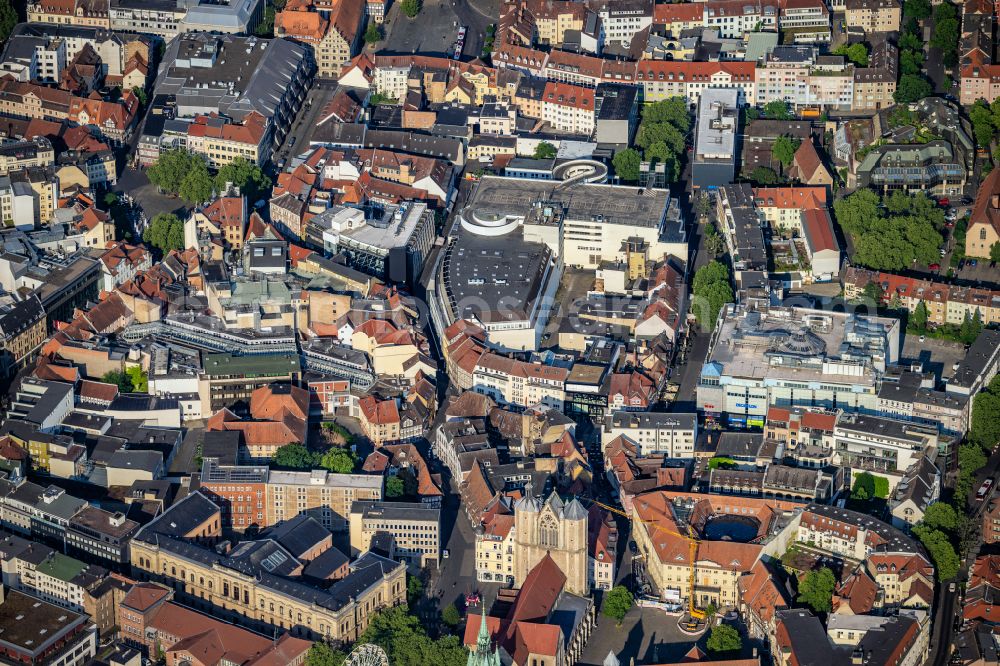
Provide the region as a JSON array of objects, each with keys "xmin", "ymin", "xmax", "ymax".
[
  {"xmin": 349, "ymin": 501, "xmax": 441, "ymax": 567},
  {"xmin": 602, "ymin": 411, "xmax": 698, "ymax": 457},
  {"xmin": 635, "ymin": 61, "xmax": 756, "ymax": 105},
  {"xmin": 472, "ymin": 352, "xmax": 569, "ymax": 411},
  {"xmin": 845, "ymin": 0, "xmax": 901, "ymax": 32},
  {"xmin": 852, "ymin": 40, "xmax": 898, "ymax": 111},
  {"xmin": 755, "ymin": 45, "xmax": 854, "ymax": 111},
  {"xmin": 833, "ymin": 413, "xmax": 939, "ymax": 492},
  {"xmin": 541, "ymin": 81, "xmax": 596, "ymax": 136},
  {"xmin": 266, "ymin": 469, "xmax": 382, "ymax": 531}
]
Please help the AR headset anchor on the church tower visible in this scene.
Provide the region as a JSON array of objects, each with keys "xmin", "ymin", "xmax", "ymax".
[{"xmin": 513, "ymin": 490, "xmax": 590, "ymax": 595}]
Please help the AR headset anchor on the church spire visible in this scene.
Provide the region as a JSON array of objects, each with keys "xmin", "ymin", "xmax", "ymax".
[
  {"xmin": 467, "ymin": 612, "xmax": 501, "ymax": 666},
  {"xmin": 476, "ymin": 610, "xmax": 491, "ymax": 650}
]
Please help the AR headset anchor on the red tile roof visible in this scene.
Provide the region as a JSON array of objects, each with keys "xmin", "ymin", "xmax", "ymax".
[
  {"xmin": 802, "ymin": 207, "xmax": 838, "ymax": 252},
  {"xmin": 121, "ymin": 582, "xmax": 171, "ymax": 613},
  {"xmin": 791, "ymin": 140, "xmax": 825, "ymax": 182},
  {"xmin": 505, "ymin": 553, "xmax": 567, "ymax": 630},
  {"xmin": 511, "ymin": 621, "xmax": 561, "ymax": 663},
  {"xmin": 655, "ymin": 2, "xmax": 704, "ymax": 22},
  {"xmin": 542, "ymin": 80, "xmax": 594, "ymax": 110},
  {"xmin": 752, "ymin": 186, "xmax": 827, "ymax": 210},
  {"xmin": 78, "ymin": 379, "xmax": 119, "ymax": 403},
  {"xmin": 359, "ymin": 395, "xmax": 400, "ymax": 425},
  {"xmin": 201, "ymin": 196, "xmax": 246, "ymax": 231}
]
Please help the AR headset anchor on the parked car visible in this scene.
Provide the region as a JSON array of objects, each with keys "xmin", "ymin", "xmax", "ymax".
[
  {"xmin": 629, "ymin": 540, "xmax": 638, "ymax": 554},
  {"xmin": 970, "ymin": 259, "xmax": 979, "ymax": 267},
  {"xmin": 938, "ymin": 197, "xmax": 951, "ymax": 206},
  {"xmin": 929, "ymin": 263, "xmax": 940, "ymax": 270}
]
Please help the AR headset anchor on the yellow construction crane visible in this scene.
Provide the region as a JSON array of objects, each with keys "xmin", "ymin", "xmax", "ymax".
[{"xmin": 584, "ymin": 498, "xmax": 706, "ymax": 624}]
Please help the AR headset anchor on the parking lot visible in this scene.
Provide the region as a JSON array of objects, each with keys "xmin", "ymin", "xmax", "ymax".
[
  {"xmin": 380, "ymin": 0, "xmax": 495, "ymax": 59},
  {"xmin": 901, "ymin": 334, "xmax": 967, "ymax": 382},
  {"xmin": 541, "ymin": 268, "xmax": 598, "ymax": 347},
  {"xmin": 952, "ymin": 259, "xmax": 1000, "ymax": 288}
]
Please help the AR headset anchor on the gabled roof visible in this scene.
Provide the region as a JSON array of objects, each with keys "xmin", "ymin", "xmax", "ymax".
[
  {"xmin": 791, "ymin": 140, "xmax": 825, "ymax": 182},
  {"xmin": 505, "ymin": 553, "xmax": 567, "ymax": 631}
]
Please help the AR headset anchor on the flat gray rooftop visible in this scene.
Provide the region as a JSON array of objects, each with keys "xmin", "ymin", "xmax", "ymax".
[
  {"xmin": 443, "ymin": 227, "xmax": 552, "ymax": 323},
  {"xmin": 470, "ymin": 175, "xmax": 669, "ymax": 229}
]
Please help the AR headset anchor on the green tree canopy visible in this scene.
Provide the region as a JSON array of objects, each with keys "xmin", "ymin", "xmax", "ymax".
[
  {"xmin": 636, "ymin": 121, "xmax": 685, "ymax": 153},
  {"xmin": 273, "ymin": 444, "xmax": 314, "ymax": 469},
  {"xmin": 386, "ymin": 475, "xmax": 405, "ymax": 498},
  {"xmin": 612, "ymin": 148, "xmax": 641, "ymax": 183},
  {"xmin": 215, "ymin": 158, "xmax": 272, "ymax": 203},
  {"xmin": 147, "ymin": 149, "xmax": 200, "ymax": 195},
  {"xmin": 704, "ymin": 222, "xmax": 725, "ymax": 257},
  {"xmin": 990, "ymin": 242, "xmax": 1000, "ymax": 263},
  {"xmin": 143, "ymin": 213, "xmax": 185, "ymax": 254},
  {"xmin": 960, "ymin": 309, "xmax": 984, "ymax": 344},
  {"xmin": 641, "ymin": 97, "xmax": 691, "ymax": 132},
  {"xmin": 360, "ymin": 606, "xmax": 467, "ymax": 666},
  {"xmin": 126, "ymin": 366, "xmax": 148, "ymax": 393},
  {"xmin": 763, "ymin": 100, "xmax": 792, "ymax": 120},
  {"xmin": 400, "ymin": 0, "xmax": 421, "ymax": 17},
  {"xmin": 441, "ymin": 603, "xmax": 461, "ymax": 627},
  {"xmin": 798, "ymin": 567, "xmax": 836, "ymax": 613},
  {"xmin": 921, "ymin": 502, "xmax": 959, "ymax": 533},
  {"xmin": 904, "ymin": 0, "xmax": 931, "ymax": 19},
  {"xmin": 256, "ymin": 3, "xmax": 276, "ymax": 36},
  {"xmin": 695, "ymin": 192, "xmax": 713, "ymax": 217},
  {"xmin": 692, "ymin": 261, "xmax": 734, "ymax": 330},
  {"xmin": 911, "ymin": 300, "xmax": 929, "ymax": 330},
  {"xmin": 407, "ymin": 574, "xmax": 424, "ymax": 605},
  {"xmin": 306, "ymin": 644, "xmax": 346, "ymax": 666},
  {"xmin": 956, "ymin": 442, "xmax": 989, "ymax": 502},
  {"xmin": 899, "ymin": 31, "xmax": 922, "ymax": 53},
  {"xmin": 972, "ymin": 375, "xmax": 1000, "ymax": 450},
  {"xmin": 602, "ymin": 585, "xmax": 634, "ymax": 624},
  {"xmin": 0, "ymin": 0, "xmax": 17, "ymax": 43},
  {"xmin": 748, "ymin": 166, "xmax": 781, "ymax": 185},
  {"xmin": 644, "ymin": 141, "xmax": 673, "ymax": 164},
  {"xmin": 833, "ymin": 190, "xmax": 942, "ymax": 271},
  {"xmin": 931, "ymin": 2, "xmax": 960, "ymax": 66},
  {"xmin": 912, "ymin": 525, "xmax": 960, "ymax": 581},
  {"xmin": 707, "ymin": 624, "xmax": 742, "ymax": 655},
  {"xmin": 894, "ymin": 74, "xmax": 932, "ymax": 103},
  {"xmin": 851, "ymin": 471, "xmax": 878, "ymax": 501},
  {"xmin": 834, "ymin": 42, "xmax": 869, "ymax": 66},
  {"xmin": 773, "ymin": 136, "xmax": 801, "ymax": 168},
  {"xmin": 364, "ymin": 22, "xmax": 382, "ymax": 45},
  {"xmin": 318, "ymin": 447, "xmax": 357, "ymax": 474},
  {"xmin": 899, "ymin": 49, "xmax": 923, "ymax": 76},
  {"xmin": 533, "ymin": 141, "xmax": 557, "ymax": 159},
  {"xmin": 101, "ymin": 370, "xmax": 132, "ymax": 392},
  {"xmin": 179, "ymin": 158, "xmax": 213, "ymax": 205}
]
